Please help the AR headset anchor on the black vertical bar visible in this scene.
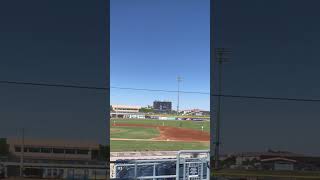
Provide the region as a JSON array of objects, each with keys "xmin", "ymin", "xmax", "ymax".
[
  {"xmin": 105, "ymin": 0, "xmax": 110, "ymax": 146},
  {"xmin": 215, "ymin": 59, "xmax": 222, "ymax": 169},
  {"xmin": 105, "ymin": 0, "xmax": 110, "ymax": 179},
  {"xmin": 210, "ymin": 0, "xmax": 216, "ymax": 174}
]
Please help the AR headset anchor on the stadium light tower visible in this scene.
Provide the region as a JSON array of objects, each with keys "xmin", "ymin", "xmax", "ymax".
[
  {"xmin": 20, "ymin": 128, "xmax": 25, "ymax": 177},
  {"xmin": 214, "ymin": 48, "xmax": 231, "ymax": 169},
  {"xmin": 177, "ymin": 76, "xmax": 183, "ymax": 115}
]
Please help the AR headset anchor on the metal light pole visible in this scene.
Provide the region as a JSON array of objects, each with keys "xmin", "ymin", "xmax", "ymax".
[
  {"xmin": 20, "ymin": 128, "xmax": 25, "ymax": 177},
  {"xmin": 214, "ymin": 48, "xmax": 231, "ymax": 169},
  {"xmin": 177, "ymin": 76, "xmax": 183, "ymax": 115}
]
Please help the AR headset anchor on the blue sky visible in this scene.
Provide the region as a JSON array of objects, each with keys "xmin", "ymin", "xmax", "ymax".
[{"xmin": 110, "ymin": 0, "xmax": 210, "ymax": 110}]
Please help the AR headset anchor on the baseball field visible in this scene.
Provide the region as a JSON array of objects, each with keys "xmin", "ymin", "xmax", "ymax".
[{"xmin": 110, "ymin": 118, "xmax": 210, "ymax": 152}]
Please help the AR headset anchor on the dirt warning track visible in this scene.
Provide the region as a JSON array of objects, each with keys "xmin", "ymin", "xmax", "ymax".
[{"xmin": 112, "ymin": 123, "xmax": 209, "ymax": 142}]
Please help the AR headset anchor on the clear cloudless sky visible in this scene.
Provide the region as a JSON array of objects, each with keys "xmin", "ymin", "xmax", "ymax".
[{"xmin": 110, "ymin": 0, "xmax": 210, "ymax": 110}]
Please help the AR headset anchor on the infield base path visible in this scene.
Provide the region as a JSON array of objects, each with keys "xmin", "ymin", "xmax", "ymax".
[{"xmin": 112, "ymin": 123, "xmax": 209, "ymax": 142}]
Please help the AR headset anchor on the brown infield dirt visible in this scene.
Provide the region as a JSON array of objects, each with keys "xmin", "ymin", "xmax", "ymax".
[{"xmin": 112, "ymin": 123, "xmax": 209, "ymax": 142}]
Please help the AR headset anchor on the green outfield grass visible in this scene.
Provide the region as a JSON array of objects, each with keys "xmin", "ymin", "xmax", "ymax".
[
  {"xmin": 111, "ymin": 118, "xmax": 210, "ymax": 132},
  {"xmin": 111, "ymin": 126, "xmax": 160, "ymax": 139},
  {"xmin": 111, "ymin": 140, "xmax": 209, "ymax": 152},
  {"xmin": 110, "ymin": 118, "xmax": 210, "ymax": 151},
  {"xmin": 150, "ymin": 114, "xmax": 210, "ymax": 119}
]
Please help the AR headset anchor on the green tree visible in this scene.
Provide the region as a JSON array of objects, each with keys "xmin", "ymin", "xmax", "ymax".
[
  {"xmin": 97, "ymin": 144, "xmax": 109, "ymax": 161},
  {"xmin": 91, "ymin": 144, "xmax": 109, "ymax": 161},
  {"xmin": 221, "ymin": 155, "xmax": 236, "ymax": 168},
  {"xmin": 139, "ymin": 108, "xmax": 154, "ymax": 113},
  {"xmin": 0, "ymin": 138, "xmax": 9, "ymax": 156}
]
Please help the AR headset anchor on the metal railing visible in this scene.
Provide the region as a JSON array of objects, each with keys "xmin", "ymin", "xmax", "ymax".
[{"xmin": 110, "ymin": 150, "xmax": 210, "ymax": 180}]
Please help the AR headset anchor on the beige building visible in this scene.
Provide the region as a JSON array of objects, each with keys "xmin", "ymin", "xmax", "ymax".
[
  {"xmin": 111, "ymin": 105, "xmax": 141, "ymax": 113},
  {"xmin": 7, "ymin": 137, "xmax": 100, "ymax": 161},
  {"xmin": 110, "ymin": 105, "xmax": 142, "ymax": 118},
  {"xmin": 2, "ymin": 137, "xmax": 106, "ymax": 179}
]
